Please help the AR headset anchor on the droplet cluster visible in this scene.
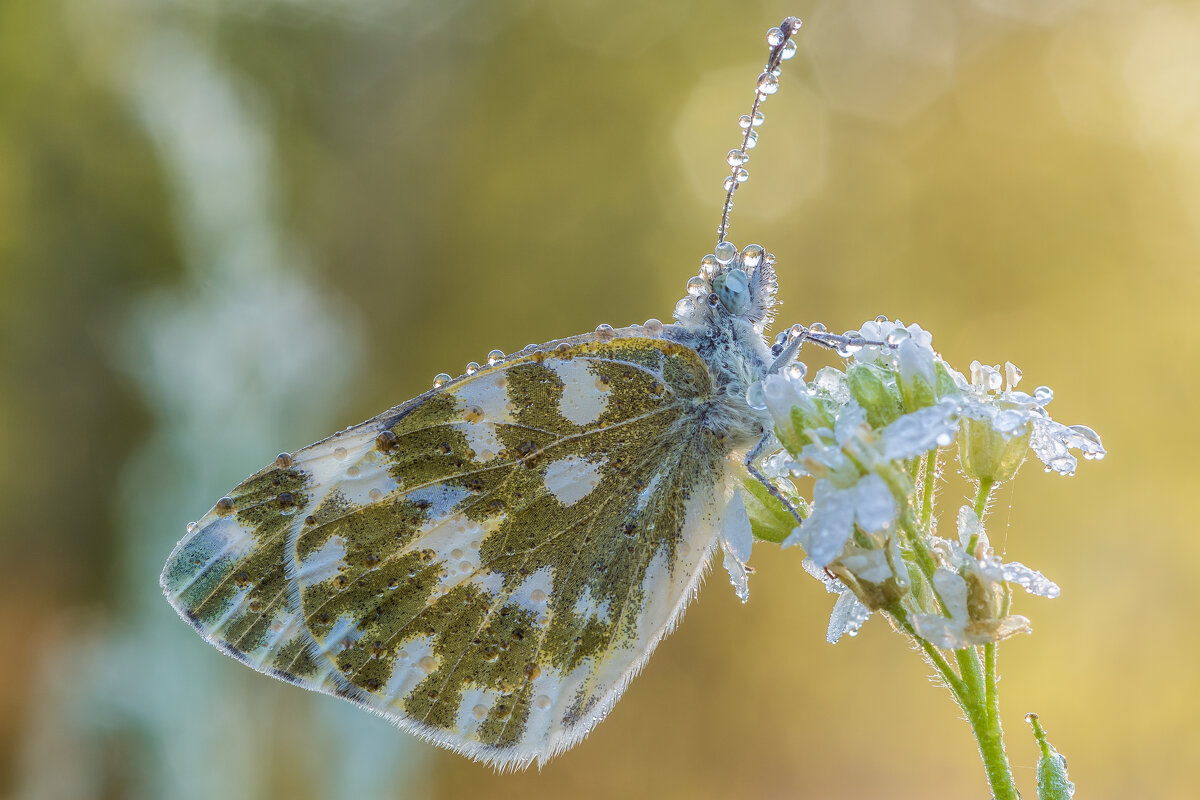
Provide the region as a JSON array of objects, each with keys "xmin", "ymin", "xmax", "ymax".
[
  {"xmin": 673, "ymin": 242, "xmax": 777, "ymax": 329},
  {"xmin": 716, "ymin": 16, "xmax": 803, "ymax": 246}
]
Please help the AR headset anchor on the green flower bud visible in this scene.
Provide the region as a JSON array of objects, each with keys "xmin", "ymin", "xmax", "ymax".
[
  {"xmin": 846, "ymin": 364, "xmax": 902, "ymax": 429},
  {"xmin": 740, "ymin": 472, "xmax": 804, "ymax": 544},
  {"xmin": 958, "ymin": 417, "xmax": 1031, "ymax": 484},
  {"xmin": 896, "ymin": 339, "xmax": 938, "ymax": 412},
  {"xmin": 1027, "ymin": 714, "xmax": 1075, "ymax": 800}
]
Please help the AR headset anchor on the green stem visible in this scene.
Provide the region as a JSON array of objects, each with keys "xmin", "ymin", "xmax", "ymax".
[
  {"xmin": 886, "ymin": 603, "xmax": 968, "ymax": 701},
  {"xmin": 921, "ymin": 452, "xmax": 938, "ymax": 530},
  {"xmin": 967, "ymin": 695, "xmax": 1019, "ymax": 800}
]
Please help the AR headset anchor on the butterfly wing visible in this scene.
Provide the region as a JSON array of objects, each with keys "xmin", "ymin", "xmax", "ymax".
[{"xmin": 161, "ymin": 328, "xmax": 742, "ymax": 769}]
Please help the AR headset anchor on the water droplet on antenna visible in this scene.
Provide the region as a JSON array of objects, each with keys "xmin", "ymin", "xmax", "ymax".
[
  {"xmin": 714, "ymin": 241, "xmax": 738, "ymax": 264},
  {"xmin": 756, "ymin": 72, "xmax": 779, "ymax": 96}
]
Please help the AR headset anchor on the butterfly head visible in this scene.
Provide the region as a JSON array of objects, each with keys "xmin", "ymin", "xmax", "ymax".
[{"xmin": 673, "ymin": 241, "xmax": 779, "ymax": 332}]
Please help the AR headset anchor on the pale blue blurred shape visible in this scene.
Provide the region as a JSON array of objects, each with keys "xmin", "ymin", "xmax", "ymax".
[{"xmin": 15, "ymin": 5, "xmax": 430, "ymax": 798}]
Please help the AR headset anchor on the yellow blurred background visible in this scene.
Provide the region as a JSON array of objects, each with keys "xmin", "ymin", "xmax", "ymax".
[{"xmin": 1, "ymin": 0, "xmax": 1195, "ymax": 797}]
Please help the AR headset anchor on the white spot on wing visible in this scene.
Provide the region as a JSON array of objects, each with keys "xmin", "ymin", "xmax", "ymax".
[
  {"xmin": 552, "ymin": 359, "xmax": 608, "ymax": 425},
  {"xmin": 319, "ymin": 613, "xmax": 364, "ymax": 655},
  {"xmin": 453, "ymin": 373, "xmax": 515, "ymax": 462},
  {"xmin": 296, "ymin": 535, "xmax": 346, "ymax": 585},
  {"xmin": 455, "ymin": 686, "xmax": 504, "ymax": 736},
  {"xmin": 406, "ymin": 485, "xmax": 470, "ymax": 519},
  {"xmin": 571, "ymin": 586, "xmax": 611, "ymax": 624},
  {"xmin": 384, "ymin": 635, "xmax": 438, "ymax": 706},
  {"xmin": 510, "ymin": 566, "xmax": 554, "ymax": 613},
  {"xmin": 543, "ymin": 455, "xmax": 604, "ymax": 506}
]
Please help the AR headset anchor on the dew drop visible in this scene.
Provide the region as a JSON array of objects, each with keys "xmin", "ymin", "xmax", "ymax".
[
  {"xmin": 594, "ymin": 323, "xmax": 616, "ymax": 342},
  {"xmin": 885, "ymin": 328, "xmax": 910, "ymax": 346},
  {"xmin": 746, "ymin": 381, "xmax": 767, "ymax": 411},
  {"xmin": 751, "ymin": 110, "xmax": 764, "ymax": 127},
  {"xmin": 368, "ymin": 487, "xmax": 383, "ymax": 502},
  {"xmin": 774, "ymin": 331, "xmax": 789, "ymax": 346},
  {"xmin": 643, "ymin": 318, "xmax": 664, "ymax": 336},
  {"xmin": 744, "ymin": 129, "xmax": 759, "ymax": 149},
  {"xmin": 432, "ymin": 372, "xmax": 451, "ymax": 388},
  {"xmin": 808, "ymin": 321, "xmax": 827, "ymax": 334},
  {"xmin": 785, "ymin": 363, "xmax": 808, "ymax": 381},
  {"xmin": 735, "ymin": 167, "xmax": 749, "ymax": 183},
  {"xmin": 487, "ymin": 349, "xmax": 505, "ymax": 366},
  {"xmin": 726, "ymin": 149, "xmax": 748, "ymax": 167},
  {"xmin": 333, "ymin": 447, "xmax": 348, "ymax": 460},
  {"xmin": 535, "ymin": 695, "xmax": 552, "ymax": 711},
  {"xmin": 738, "ymin": 114, "xmax": 754, "ymax": 130},
  {"xmin": 766, "ymin": 26, "xmax": 785, "ymax": 47},
  {"xmin": 723, "ymin": 175, "xmax": 738, "ymax": 192},
  {"xmin": 699, "ymin": 253, "xmax": 720, "ymax": 279},
  {"xmin": 687, "ymin": 275, "xmax": 708, "ymax": 296},
  {"xmin": 376, "ymin": 430, "xmax": 398, "ymax": 452},
  {"xmin": 215, "ymin": 496, "xmax": 235, "ymax": 516},
  {"xmin": 875, "ymin": 314, "xmax": 889, "ymax": 324},
  {"xmin": 275, "ymin": 452, "xmax": 293, "ymax": 469},
  {"xmin": 186, "ymin": 521, "xmax": 199, "ymax": 534},
  {"xmin": 781, "ymin": 39, "xmax": 797, "ymax": 60},
  {"xmin": 741, "ymin": 244, "xmax": 764, "ymax": 269},
  {"xmin": 530, "ymin": 589, "xmax": 547, "ymax": 603},
  {"xmin": 1033, "ymin": 386, "xmax": 1053, "ymax": 405},
  {"xmin": 674, "ymin": 297, "xmax": 695, "ymax": 319},
  {"xmin": 465, "ymin": 361, "xmax": 480, "ymax": 376},
  {"xmin": 756, "ymin": 72, "xmax": 779, "ymax": 96},
  {"xmin": 714, "ymin": 241, "xmax": 738, "ymax": 264}
]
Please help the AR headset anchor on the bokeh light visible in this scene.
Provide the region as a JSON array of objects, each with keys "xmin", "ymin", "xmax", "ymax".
[{"xmin": 2, "ymin": 1, "xmax": 1196, "ymax": 798}]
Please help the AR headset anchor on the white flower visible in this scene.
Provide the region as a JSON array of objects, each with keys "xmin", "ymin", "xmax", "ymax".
[
  {"xmin": 783, "ymin": 401, "xmax": 957, "ymax": 566},
  {"xmin": 913, "ymin": 508, "xmax": 1058, "ymax": 649},
  {"xmin": 803, "ymin": 558, "xmax": 872, "ymax": 643},
  {"xmin": 720, "ymin": 490, "xmax": 755, "ymax": 602},
  {"xmin": 911, "ymin": 568, "xmax": 1033, "ymax": 649},
  {"xmin": 960, "ymin": 361, "xmax": 1106, "ymax": 478},
  {"xmin": 852, "ymin": 319, "xmax": 934, "ymax": 367}
]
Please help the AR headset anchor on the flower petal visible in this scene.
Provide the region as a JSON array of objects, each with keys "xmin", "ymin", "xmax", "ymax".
[
  {"xmin": 720, "ymin": 489, "xmax": 754, "ymax": 603},
  {"xmin": 827, "ymin": 592, "xmax": 872, "ymax": 643},
  {"xmin": 1001, "ymin": 561, "xmax": 1060, "ymax": 599},
  {"xmin": 787, "ymin": 479, "xmax": 856, "ymax": 565},
  {"xmin": 853, "ymin": 473, "xmax": 897, "ymax": 534}
]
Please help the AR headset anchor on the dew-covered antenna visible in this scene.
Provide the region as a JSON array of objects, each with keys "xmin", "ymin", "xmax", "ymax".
[{"xmin": 716, "ymin": 16, "xmax": 803, "ymax": 248}]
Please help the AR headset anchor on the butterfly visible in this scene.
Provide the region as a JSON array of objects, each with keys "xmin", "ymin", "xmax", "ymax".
[{"xmin": 161, "ymin": 16, "xmax": 814, "ymax": 771}]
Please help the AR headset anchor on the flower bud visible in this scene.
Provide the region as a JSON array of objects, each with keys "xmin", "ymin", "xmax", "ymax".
[
  {"xmin": 896, "ymin": 338, "xmax": 938, "ymax": 412},
  {"xmin": 846, "ymin": 364, "xmax": 902, "ymax": 429},
  {"xmin": 762, "ymin": 371, "xmax": 829, "ymax": 454},
  {"xmin": 959, "ymin": 415, "xmax": 1031, "ymax": 484}
]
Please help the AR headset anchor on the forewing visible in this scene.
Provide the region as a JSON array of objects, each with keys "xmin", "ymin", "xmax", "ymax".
[{"xmin": 161, "ymin": 329, "xmax": 734, "ymax": 769}]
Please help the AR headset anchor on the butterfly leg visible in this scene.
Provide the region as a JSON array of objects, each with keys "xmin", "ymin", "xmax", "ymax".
[
  {"xmin": 744, "ymin": 431, "xmax": 804, "ymax": 527},
  {"xmin": 768, "ymin": 324, "xmax": 893, "ymax": 374}
]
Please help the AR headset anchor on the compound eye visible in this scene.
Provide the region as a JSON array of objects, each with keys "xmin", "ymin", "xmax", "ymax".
[{"xmin": 712, "ymin": 268, "xmax": 751, "ymax": 315}]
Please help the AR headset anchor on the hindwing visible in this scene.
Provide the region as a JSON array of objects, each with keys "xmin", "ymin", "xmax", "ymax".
[{"xmin": 161, "ymin": 328, "xmax": 742, "ymax": 768}]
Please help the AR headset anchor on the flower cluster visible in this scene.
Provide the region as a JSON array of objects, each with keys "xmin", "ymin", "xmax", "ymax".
[{"xmin": 749, "ymin": 318, "xmax": 1104, "ymax": 647}]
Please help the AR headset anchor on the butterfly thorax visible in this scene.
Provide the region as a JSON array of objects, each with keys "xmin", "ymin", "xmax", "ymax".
[{"xmin": 667, "ymin": 311, "xmax": 773, "ymax": 454}]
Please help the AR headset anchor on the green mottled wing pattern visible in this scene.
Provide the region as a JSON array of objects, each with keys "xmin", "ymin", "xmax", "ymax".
[{"xmin": 161, "ymin": 330, "xmax": 739, "ymax": 769}]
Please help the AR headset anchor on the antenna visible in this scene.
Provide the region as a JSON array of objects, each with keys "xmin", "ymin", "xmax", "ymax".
[{"xmin": 716, "ymin": 16, "xmax": 803, "ymax": 247}]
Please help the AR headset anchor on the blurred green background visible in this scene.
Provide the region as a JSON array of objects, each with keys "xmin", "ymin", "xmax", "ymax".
[{"xmin": 1, "ymin": 0, "xmax": 1195, "ymax": 797}]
